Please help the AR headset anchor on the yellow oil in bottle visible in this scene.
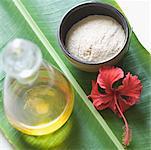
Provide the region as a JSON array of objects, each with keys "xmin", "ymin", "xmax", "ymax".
[
  {"xmin": 4, "ymin": 66, "xmax": 74, "ymax": 135},
  {"xmin": 2, "ymin": 39, "xmax": 74, "ymax": 136}
]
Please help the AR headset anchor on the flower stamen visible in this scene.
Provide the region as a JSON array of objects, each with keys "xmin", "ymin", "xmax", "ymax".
[{"xmin": 114, "ymin": 94, "xmax": 131, "ymax": 146}]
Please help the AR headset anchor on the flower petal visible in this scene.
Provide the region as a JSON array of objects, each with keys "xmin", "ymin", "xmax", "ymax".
[
  {"xmin": 88, "ymin": 81, "xmax": 100, "ymax": 100},
  {"xmin": 93, "ymin": 94, "xmax": 114, "ymax": 110},
  {"xmin": 117, "ymin": 96, "xmax": 138, "ymax": 114},
  {"xmin": 117, "ymin": 72, "xmax": 142, "ymax": 101},
  {"xmin": 97, "ymin": 66, "xmax": 124, "ymax": 93},
  {"xmin": 88, "ymin": 81, "xmax": 115, "ymax": 111}
]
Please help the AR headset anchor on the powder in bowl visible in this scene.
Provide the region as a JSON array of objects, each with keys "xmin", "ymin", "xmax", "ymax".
[{"xmin": 65, "ymin": 15, "xmax": 126, "ymax": 63}]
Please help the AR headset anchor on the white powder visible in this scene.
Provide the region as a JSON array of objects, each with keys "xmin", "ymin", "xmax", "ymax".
[{"xmin": 66, "ymin": 15, "xmax": 126, "ymax": 63}]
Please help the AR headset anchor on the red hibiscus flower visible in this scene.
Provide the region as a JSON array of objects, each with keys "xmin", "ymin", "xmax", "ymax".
[{"xmin": 88, "ymin": 66, "xmax": 142, "ymax": 146}]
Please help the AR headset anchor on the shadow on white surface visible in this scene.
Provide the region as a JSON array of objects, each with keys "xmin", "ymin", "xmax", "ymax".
[{"xmin": 0, "ymin": 132, "xmax": 12, "ymax": 150}]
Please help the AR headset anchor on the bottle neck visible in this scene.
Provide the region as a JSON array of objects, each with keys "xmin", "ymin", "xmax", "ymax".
[
  {"xmin": 1, "ymin": 39, "xmax": 42, "ymax": 85},
  {"xmin": 16, "ymin": 69, "xmax": 39, "ymax": 84}
]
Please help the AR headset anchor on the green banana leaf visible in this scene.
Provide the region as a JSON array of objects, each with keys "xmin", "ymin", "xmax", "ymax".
[{"xmin": 0, "ymin": 0, "xmax": 150, "ymax": 149}]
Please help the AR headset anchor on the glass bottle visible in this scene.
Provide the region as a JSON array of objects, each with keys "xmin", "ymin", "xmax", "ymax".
[{"xmin": 1, "ymin": 39, "xmax": 74, "ymax": 135}]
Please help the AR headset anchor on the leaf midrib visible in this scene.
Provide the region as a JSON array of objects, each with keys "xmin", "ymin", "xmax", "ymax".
[{"xmin": 12, "ymin": 0, "xmax": 124, "ymax": 149}]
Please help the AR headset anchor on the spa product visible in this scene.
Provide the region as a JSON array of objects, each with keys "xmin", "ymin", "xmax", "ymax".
[
  {"xmin": 66, "ymin": 15, "xmax": 126, "ymax": 63},
  {"xmin": 1, "ymin": 39, "xmax": 74, "ymax": 135}
]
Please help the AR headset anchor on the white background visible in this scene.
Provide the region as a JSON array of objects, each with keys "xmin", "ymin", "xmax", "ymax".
[
  {"xmin": 0, "ymin": 0, "xmax": 151, "ymax": 149},
  {"xmin": 116, "ymin": 0, "xmax": 151, "ymax": 52}
]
